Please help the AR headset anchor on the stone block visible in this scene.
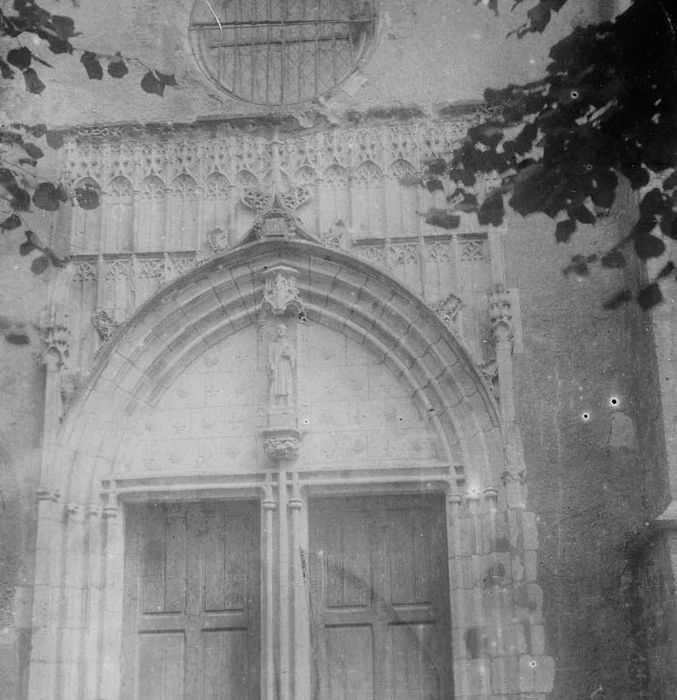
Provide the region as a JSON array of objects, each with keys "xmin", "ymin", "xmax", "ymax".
[
  {"xmin": 449, "ymin": 555, "xmax": 473, "ymax": 589},
  {"xmin": 521, "ymin": 511, "xmax": 539, "ymax": 550},
  {"xmin": 529, "ymin": 624, "xmax": 546, "ymax": 655},
  {"xmin": 524, "ymin": 550, "xmax": 538, "ymax": 581},
  {"xmin": 519, "ymin": 654, "xmax": 555, "ymax": 694},
  {"xmin": 452, "ymin": 658, "xmax": 491, "ymax": 697},
  {"xmin": 511, "ymin": 554, "xmax": 525, "ymax": 582},
  {"xmin": 491, "ymin": 656, "xmax": 520, "ymax": 694}
]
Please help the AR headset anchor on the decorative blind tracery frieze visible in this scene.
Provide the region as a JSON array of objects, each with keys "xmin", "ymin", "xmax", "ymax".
[
  {"xmin": 60, "ymin": 117, "xmax": 496, "ymax": 375},
  {"xmin": 67, "ymin": 121, "xmax": 488, "ymax": 184}
]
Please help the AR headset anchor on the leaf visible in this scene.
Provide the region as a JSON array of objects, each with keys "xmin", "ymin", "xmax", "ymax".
[
  {"xmin": 141, "ymin": 70, "xmax": 165, "ymax": 96},
  {"xmin": 555, "ymin": 218, "xmax": 576, "ymax": 243},
  {"xmin": 600, "ymin": 249, "xmax": 626, "ymax": 268},
  {"xmin": 0, "ymin": 214, "xmax": 21, "ymax": 231},
  {"xmin": 477, "ymin": 193, "xmax": 505, "ymax": 226},
  {"xmin": 43, "ymin": 34, "xmax": 73, "ymax": 55},
  {"xmin": 640, "ymin": 188, "xmax": 666, "ymax": 214},
  {"xmin": 10, "ymin": 187, "xmax": 31, "ymax": 211},
  {"xmin": 45, "ymin": 130, "xmax": 64, "ymax": 149},
  {"xmin": 591, "ymin": 185, "xmax": 615, "ymax": 210},
  {"xmin": 23, "ymin": 68, "xmax": 45, "ymax": 95},
  {"xmin": 107, "ymin": 58, "xmax": 128, "ymax": 78},
  {"xmin": 19, "ymin": 240, "xmax": 36, "ymax": 256},
  {"xmin": 7, "ymin": 47, "xmax": 32, "ymax": 70},
  {"xmin": 425, "ymin": 178, "xmax": 444, "ymax": 193},
  {"xmin": 526, "ymin": 3, "xmax": 551, "ymax": 33},
  {"xmin": 74, "ymin": 184, "xmax": 100, "ymax": 210},
  {"xmin": 427, "ymin": 158, "xmax": 446, "ymax": 176},
  {"xmin": 51, "ymin": 15, "xmax": 77, "ymax": 40},
  {"xmin": 669, "ymin": 215, "xmax": 677, "ymax": 241},
  {"xmin": 664, "ymin": 171, "xmax": 677, "ymax": 190},
  {"xmin": 424, "ymin": 209, "xmax": 460, "ymax": 229},
  {"xmin": 603, "ymin": 290, "xmax": 632, "ymax": 310},
  {"xmin": 657, "ymin": 261, "xmax": 676, "ymax": 279},
  {"xmin": 25, "ymin": 230, "xmax": 45, "ymax": 249},
  {"xmin": 568, "ymin": 203, "xmax": 596, "ymax": 225},
  {"xmin": 634, "ymin": 233, "xmax": 665, "ymax": 259},
  {"xmin": 29, "ymin": 124, "xmax": 47, "ymax": 138},
  {"xmin": 33, "ymin": 182, "xmax": 61, "ymax": 211},
  {"xmin": 0, "ymin": 58, "xmax": 14, "ymax": 79},
  {"xmin": 80, "ymin": 51, "xmax": 103, "ymax": 80},
  {"xmin": 30, "ymin": 255, "xmax": 49, "ymax": 275},
  {"xmin": 22, "ymin": 142, "xmax": 44, "ymax": 160},
  {"xmin": 638, "ymin": 282, "xmax": 663, "ymax": 311},
  {"xmin": 0, "ymin": 168, "xmax": 18, "ymax": 188}
]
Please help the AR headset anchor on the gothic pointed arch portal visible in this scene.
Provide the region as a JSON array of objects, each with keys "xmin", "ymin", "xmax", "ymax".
[{"xmin": 28, "ymin": 239, "xmax": 553, "ymax": 700}]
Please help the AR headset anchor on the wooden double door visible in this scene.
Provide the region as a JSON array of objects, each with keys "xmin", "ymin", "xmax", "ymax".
[
  {"xmin": 309, "ymin": 495, "xmax": 452, "ymax": 700},
  {"xmin": 122, "ymin": 495, "xmax": 451, "ymax": 700}
]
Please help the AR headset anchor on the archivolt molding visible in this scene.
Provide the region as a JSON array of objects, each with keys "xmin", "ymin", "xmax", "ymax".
[{"xmin": 44, "ymin": 238, "xmax": 505, "ymax": 505}]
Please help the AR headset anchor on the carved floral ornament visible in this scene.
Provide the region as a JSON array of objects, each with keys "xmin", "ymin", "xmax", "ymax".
[
  {"xmin": 263, "ymin": 430, "xmax": 302, "ymax": 463},
  {"xmin": 261, "ymin": 265, "xmax": 303, "ymax": 316}
]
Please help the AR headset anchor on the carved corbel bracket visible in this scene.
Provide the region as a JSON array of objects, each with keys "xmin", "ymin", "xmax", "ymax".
[
  {"xmin": 41, "ymin": 322, "xmax": 70, "ymax": 370},
  {"xmin": 261, "ymin": 265, "xmax": 304, "ymax": 316},
  {"xmin": 488, "ymin": 284, "xmax": 514, "ymax": 347},
  {"xmin": 263, "ymin": 428, "xmax": 302, "ymax": 465}
]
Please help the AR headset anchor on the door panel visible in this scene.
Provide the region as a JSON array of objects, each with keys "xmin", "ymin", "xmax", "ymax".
[
  {"xmin": 138, "ymin": 632, "xmax": 186, "ymax": 700},
  {"xmin": 324, "ymin": 626, "xmax": 374, "ymax": 700},
  {"xmin": 123, "ymin": 501, "xmax": 260, "ymax": 700},
  {"xmin": 310, "ymin": 495, "xmax": 452, "ymax": 700}
]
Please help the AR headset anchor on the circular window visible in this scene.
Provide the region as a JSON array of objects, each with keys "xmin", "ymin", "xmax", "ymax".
[{"xmin": 189, "ymin": 0, "xmax": 376, "ymax": 106}]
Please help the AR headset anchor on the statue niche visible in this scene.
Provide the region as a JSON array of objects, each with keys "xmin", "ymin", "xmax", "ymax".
[{"xmin": 268, "ymin": 323, "xmax": 295, "ymax": 409}]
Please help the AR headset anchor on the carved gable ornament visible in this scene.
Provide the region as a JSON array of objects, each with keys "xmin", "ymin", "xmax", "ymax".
[{"xmin": 261, "ymin": 266, "xmax": 303, "ymax": 316}]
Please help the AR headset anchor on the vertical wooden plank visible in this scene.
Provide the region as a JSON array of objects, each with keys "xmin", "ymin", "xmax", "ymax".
[
  {"xmin": 325, "ymin": 514, "xmax": 343, "ymax": 607},
  {"xmin": 164, "ymin": 513, "xmax": 187, "ymax": 613},
  {"xmin": 413, "ymin": 509, "xmax": 434, "ymax": 603},
  {"xmin": 141, "ymin": 508, "xmax": 165, "ymax": 614},
  {"xmin": 203, "ymin": 512, "xmax": 225, "ymax": 612},
  {"xmin": 341, "ymin": 514, "xmax": 371, "ymax": 607},
  {"xmin": 386, "ymin": 508, "xmax": 416, "ymax": 605},
  {"xmin": 224, "ymin": 512, "xmax": 248, "ymax": 610}
]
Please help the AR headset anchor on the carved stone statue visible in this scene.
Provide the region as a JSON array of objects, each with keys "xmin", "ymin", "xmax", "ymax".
[{"xmin": 268, "ymin": 324, "xmax": 295, "ymax": 407}]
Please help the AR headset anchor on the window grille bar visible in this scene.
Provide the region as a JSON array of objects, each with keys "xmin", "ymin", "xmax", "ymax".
[
  {"xmin": 280, "ymin": 0, "xmax": 287, "ymax": 104},
  {"xmin": 250, "ymin": 0, "xmax": 257, "ymax": 101},
  {"xmin": 266, "ymin": 0, "xmax": 272, "ymax": 103},
  {"xmin": 190, "ymin": 18, "xmax": 358, "ymax": 29},
  {"xmin": 209, "ymin": 34, "xmax": 349, "ymax": 49},
  {"xmin": 314, "ymin": 0, "xmax": 321, "ymax": 96}
]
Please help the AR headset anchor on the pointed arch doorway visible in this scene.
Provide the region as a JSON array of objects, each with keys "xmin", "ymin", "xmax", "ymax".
[{"xmin": 28, "ymin": 238, "xmax": 550, "ymax": 700}]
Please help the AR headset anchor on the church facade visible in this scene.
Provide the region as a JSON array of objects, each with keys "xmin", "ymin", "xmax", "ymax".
[{"xmin": 2, "ymin": 1, "xmax": 677, "ymax": 699}]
